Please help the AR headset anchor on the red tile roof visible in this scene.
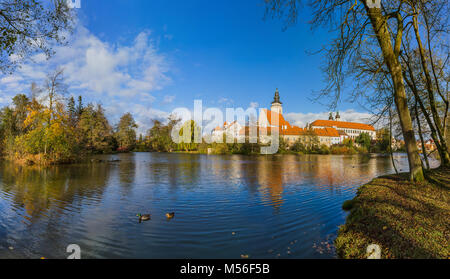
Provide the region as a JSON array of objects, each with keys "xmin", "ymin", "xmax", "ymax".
[
  {"xmin": 261, "ymin": 109, "xmax": 292, "ymax": 128},
  {"xmin": 283, "ymin": 126, "xmax": 305, "ymax": 135},
  {"xmin": 313, "ymin": 127, "xmax": 340, "ymax": 137},
  {"xmin": 311, "ymin": 120, "xmax": 375, "ymax": 131},
  {"xmin": 238, "ymin": 126, "xmax": 340, "ymax": 138}
]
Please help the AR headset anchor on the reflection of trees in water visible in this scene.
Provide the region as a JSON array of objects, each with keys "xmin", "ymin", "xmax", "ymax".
[
  {"xmin": 148, "ymin": 153, "xmax": 201, "ymax": 190},
  {"xmin": 0, "ymin": 161, "xmax": 111, "ymax": 224},
  {"xmin": 117, "ymin": 153, "xmax": 136, "ymax": 196}
]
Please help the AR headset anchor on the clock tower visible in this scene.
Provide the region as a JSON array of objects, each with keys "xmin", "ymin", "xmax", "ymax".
[{"xmin": 271, "ymin": 88, "xmax": 283, "ymax": 114}]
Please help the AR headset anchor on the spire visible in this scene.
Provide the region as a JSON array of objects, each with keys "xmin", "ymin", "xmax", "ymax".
[
  {"xmin": 272, "ymin": 88, "xmax": 282, "ymax": 104},
  {"xmin": 329, "ymin": 112, "xmax": 334, "ymax": 120},
  {"xmin": 336, "ymin": 111, "xmax": 341, "ymax": 121}
]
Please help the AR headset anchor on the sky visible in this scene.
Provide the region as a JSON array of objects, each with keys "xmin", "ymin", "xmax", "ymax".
[{"xmin": 0, "ymin": 0, "xmax": 374, "ymax": 134}]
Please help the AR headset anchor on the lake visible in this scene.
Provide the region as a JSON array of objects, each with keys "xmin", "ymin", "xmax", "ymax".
[{"xmin": 0, "ymin": 152, "xmax": 429, "ymax": 259}]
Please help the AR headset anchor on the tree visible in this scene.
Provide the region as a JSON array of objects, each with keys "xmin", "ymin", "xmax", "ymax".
[
  {"xmin": 265, "ymin": 0, "xmax": 428, "ymax": 181},
  {"xmin": 116, "ymin": 113, "xmax": 137, "ymax": 151},
  {"xmin": 76, "ymin": 95, "xmax": 84, "ymax": 119},
  {"xmin": 67, "ymin": 96, "xmax": 77, "ymax": 128},
  {"xmin": 0, "ymin": 0, "xmax": 75, "ymax": 73},
  {"xmin": 15, "ymin": 98, "xmax": 77, "ymax": 163},
  {"xmin": 78, "ymin": 104, "xmax": 114, "ymax": 153},
  {"xmin": 376, "ymin": 128, "xmax": 391, "ymax": 153},
  {"xmin": 356, "ymin": 133, "xmax": 372, "ymax": 150},
  {"xmin": 147, "ymin": 116, "xmax": 181, "ymax": 152},
  {"xmin": 291, "ymin": 138, "xmax": 306, "ymax": 153},
  {"xmin": 12, "ymin": 94, "xmax": 29, "ymax": 134},
  {"xmin": 178, "ymin": 120, "xmax": 201, "ymax": 152}
]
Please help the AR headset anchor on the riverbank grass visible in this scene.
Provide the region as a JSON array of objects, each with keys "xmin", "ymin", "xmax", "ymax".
[{"xmin": 335, "ymin": 167, "xmax": 450, "ymax": 259}]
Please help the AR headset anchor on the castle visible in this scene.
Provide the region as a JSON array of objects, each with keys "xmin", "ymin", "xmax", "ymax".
[{"xmin": 213, "ymin": 89, "xmax": 376, "ymax": 147}]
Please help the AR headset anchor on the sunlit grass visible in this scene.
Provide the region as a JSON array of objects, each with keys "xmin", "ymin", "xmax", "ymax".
[{"xmin": 335, "ymin": 167, "xmax": 450, "ymax": 259}]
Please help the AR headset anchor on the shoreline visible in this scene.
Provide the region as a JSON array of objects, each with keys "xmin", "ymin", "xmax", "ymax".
[
  {"xmin": 335, "ymin": 166, "xmax": 449, "ymax": 259},
  {"xmin": 0, "ymin": 151, "xmax": 401, "ymax": 166}
]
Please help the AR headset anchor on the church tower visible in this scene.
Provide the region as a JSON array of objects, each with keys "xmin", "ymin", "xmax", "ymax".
[
  {"xmin": 271, "ymin": 88, "xmax": 283, "ymax": 114},
  {"xmin": 335, "ymin": 111, "xmax": 341, "ymax": 121}
]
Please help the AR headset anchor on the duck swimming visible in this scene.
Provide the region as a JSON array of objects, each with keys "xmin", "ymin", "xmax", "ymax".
[
  {"xmin": 166, "ymin": 212, "xmax": 175, "ymax": 219},
  {"xmin": 137, "ymin": 213, "xmax": 151, "ymax": 223}
]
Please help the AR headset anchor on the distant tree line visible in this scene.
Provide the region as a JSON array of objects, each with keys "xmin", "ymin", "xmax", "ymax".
[{"xmin": 136, "ymin": 118, "xmax": 392, "ymax": 156}]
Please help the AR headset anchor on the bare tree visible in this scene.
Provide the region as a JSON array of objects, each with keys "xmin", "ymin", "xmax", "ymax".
[{"xmin": 264, "ymin": 0, "xmax": 450, "ymax": 181}]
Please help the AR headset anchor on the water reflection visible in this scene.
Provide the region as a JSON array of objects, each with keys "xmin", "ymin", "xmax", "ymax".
[{"xmin": 0, "ymin": 153, "xmax": 436, "ymax": 259}]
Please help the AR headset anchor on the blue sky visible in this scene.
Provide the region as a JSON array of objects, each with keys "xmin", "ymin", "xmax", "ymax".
[{"xmin": 0, "ymin": 0, "xmax": 374, "ymax": 134}]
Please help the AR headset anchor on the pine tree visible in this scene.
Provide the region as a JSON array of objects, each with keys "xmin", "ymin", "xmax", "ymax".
[
  {"xmin": 67, "ymin": 96, "xmax": 77, "ymax": 127},
  {"xmin": 76, "ymin": 96, "xmax": 84, "ymax": 119}
]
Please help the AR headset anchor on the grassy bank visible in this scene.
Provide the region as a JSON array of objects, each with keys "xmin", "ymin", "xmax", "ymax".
[{"xmin": 335, "ymin": 167, "xmax": 450, "ymax": 259}]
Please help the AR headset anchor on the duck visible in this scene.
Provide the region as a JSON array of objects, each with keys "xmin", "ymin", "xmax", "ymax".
[
  {"xmin": 137, "ymin": 213, "xmax": 151, "ymax": 223},
  {"xmin": 166, "ymin": 212, "xmax": 175, "ymax": 219}
]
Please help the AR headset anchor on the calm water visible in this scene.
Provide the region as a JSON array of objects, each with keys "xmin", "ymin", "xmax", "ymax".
[{"xmin": 0, "ymin": 153, "xmax": 426, "ymax": 259}]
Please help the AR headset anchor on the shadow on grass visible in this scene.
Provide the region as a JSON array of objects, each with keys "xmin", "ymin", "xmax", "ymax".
[{"xmin": 335, "ymin": 167, "xmax": 450, "ymax": 259}]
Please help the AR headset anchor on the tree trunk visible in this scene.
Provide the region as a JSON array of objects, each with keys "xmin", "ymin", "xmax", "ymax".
[
  {"xmin": 365, "ymin": 6, "xmax": 424, "ymax": 181},
  {"xmin": 389, "ymin": 107, "xmax": 399, "ymax": 174},
  {"xmin": 402, "ymin": 60, "xmax": 447, "ymax": 166},
  {"xmin": 412, "ymin": 15, "xmax": 450, "ymax": 166},
  {"xmin": 415, "ymin": 101, "xmax": 430, "ymax": 170}
]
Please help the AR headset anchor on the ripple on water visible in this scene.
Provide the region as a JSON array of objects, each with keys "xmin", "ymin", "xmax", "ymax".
[{"xmin": 0, "ymin": 153, "xmax": 427, "ymax": 259}]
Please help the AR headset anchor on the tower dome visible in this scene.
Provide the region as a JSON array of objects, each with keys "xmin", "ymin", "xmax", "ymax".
[{"xmin": 271, "ymin": 88, "xmax": 283, "ymax": 114}]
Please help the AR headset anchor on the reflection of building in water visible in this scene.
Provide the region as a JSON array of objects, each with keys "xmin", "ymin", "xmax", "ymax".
[{"xmin": 256, "ymin": 157, "xmax": 284, "ymax": 210}]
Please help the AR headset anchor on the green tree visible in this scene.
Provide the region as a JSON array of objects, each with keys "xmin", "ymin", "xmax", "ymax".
[
  {"xmin": 147, "ymin": 116, "xmax": 180, "ymax": 152},
  {"xmin": 0, "ymin": 0, "xmax": 74, "ymax": 73},
  {"xmin": 291, "ymin": 138, "xmax": 306, "ymax": 153},
  {"xmin": 116, "ymin": 113, "xmax": 138, "ymax": 151},
  {"xmin": 376, "ymin": 128, "xmax": 391, "ymax": 153},
  {"xmin": 76, "ymin": 95, "xmax": 84, "ymax": 119},
  {"xmin": 178, "ymin": 120, "xmax": 201, "ymax": 152},
  {"xmin": 78, "ymin": 104, "xmax": 114, "ymax": 153},
  {"xmin": 0, "ymin": 106, "xmax": 16, "ymax": 155},
  {"xmin": 356, "ymin": 133, "xmax": 372, "ymax": 150},
  {"xmin": 12, "ymin": 94, "xmax": 30, "ymax": 134},
  {"xmin": 67, "ymin": 96, "xmax": 77, "ymax": 128}
]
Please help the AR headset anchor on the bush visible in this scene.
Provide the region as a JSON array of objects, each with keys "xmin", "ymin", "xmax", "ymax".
[{"xmin": 342, "ymin": 199, "xmax": 357, "ymax": 211}]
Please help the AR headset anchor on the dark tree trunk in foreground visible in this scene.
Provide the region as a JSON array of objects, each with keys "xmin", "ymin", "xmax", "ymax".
[
  {"xmin": 365, "ymin": 6, "xmax": 424, "ymax": 181},
  {"xmin": 412, "ymin": 14, "xmax": 450, "ymax": 167}
]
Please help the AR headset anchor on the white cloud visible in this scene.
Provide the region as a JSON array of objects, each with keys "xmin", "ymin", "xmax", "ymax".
[
  {"xmin": 250, "ymin": 102, "xmax": 259, "ymax": 108},
  {"xmin": 217, "ymin": 97, "xmax": 234, "ymax": 105},
  {"xmin": 163, "ymin": 95, "xmax": 175, "ymax": 103},
  {"xmin": 284, "ymin": 109, "xmax": 375, "ymax": 128},
  {"xmin": 0, "ymin": 24, "xmax": 175, "ymax": 133}
]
